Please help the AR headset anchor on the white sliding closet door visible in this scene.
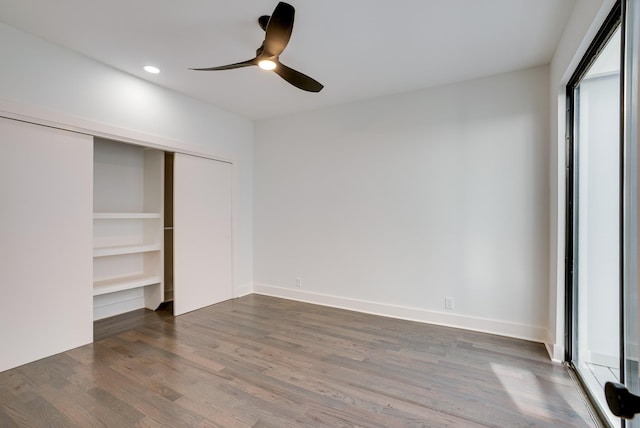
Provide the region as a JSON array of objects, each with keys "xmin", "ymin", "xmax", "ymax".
[
  {"xmin": 173, "ymin": 154, "xmax": 232, "ymax": 316},
  {"xmin": 0, "ymin": 117, "xmax": 93, "ymax": 372}
]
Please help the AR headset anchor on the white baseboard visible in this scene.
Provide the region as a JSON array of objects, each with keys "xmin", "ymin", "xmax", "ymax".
[
  {"xmin": 234, "ymin": 282, "xmax": 253, "ymax": 298},
  {"xmin": 545, "ymin": 342, "xmax": 565, "ymax": 363},
  {"xmin": 253, "ymin": 283, "xmax": 547, "ymax": 343},
  {"xmin": 93, "ymin": 288, "xmax": 145, "ymax": 321}
]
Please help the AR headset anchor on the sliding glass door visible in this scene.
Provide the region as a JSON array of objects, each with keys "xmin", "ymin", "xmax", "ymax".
[
  {"xmin": 569, "ymin": 19, "xmax": 622, "ymax": 426},
  {"xmin": 567, "ymin": 1, "xmax": 640, "ymax": 426},
  {"xmin": 623, "ymin": 0, "xmax": 640, "ymax": 426}
]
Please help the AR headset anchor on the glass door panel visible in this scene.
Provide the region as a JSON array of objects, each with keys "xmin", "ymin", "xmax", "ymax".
[
  {"xmin": 572, "ymin": 26, "xmax": 622, "ymax": 427},
  {"xmin": 624, "ymin": 0, "xmax": 640, "ymax": 425}
]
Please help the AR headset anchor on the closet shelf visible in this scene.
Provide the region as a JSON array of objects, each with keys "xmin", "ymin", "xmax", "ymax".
[
  {"xmin": 93, "ymin": 274, "xmax": 161, "ymax": 296},
  {"xmin": 93, "ymin": 243, "xmax": 161, "ymax": 257},
  {"xmin": 93, "ymin": 212, "xmax": 161, "ymax": 219}
]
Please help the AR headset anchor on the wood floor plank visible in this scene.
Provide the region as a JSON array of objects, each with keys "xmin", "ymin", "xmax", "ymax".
[
  {"xmin": 93, "ymin": 303, "xmax": 173, "ymax": 342},
  {"xmin": 0, "ymin": 408, "xmax": 19, "ymax": 428},
  {"xmin": 0, "ymin": 294, "xmax": 598, "ymax": 427}
]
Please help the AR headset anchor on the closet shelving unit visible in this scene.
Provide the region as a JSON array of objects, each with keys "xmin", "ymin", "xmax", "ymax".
[
  {"xmin": 92, "ymin": 212, "xmax": 162, "ymax": 296},
  {"xmin": 92, "ymin": 138, "xmax": 164, "ymax": 319}
]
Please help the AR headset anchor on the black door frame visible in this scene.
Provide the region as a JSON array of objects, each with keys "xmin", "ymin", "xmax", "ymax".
[{"xmin": 564, "ymin": 0, "xmax": 625, "ymax": 424}]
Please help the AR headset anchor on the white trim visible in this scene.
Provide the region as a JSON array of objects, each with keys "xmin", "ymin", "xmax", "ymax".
[
  {"xmin": 230, "ymin": 161, "xmax": 239, "ymax": 300},
  {"xmin": 93, "ymin": 288, "xmax": 145, "ymax": 321},
  {"xmin": 234, "ymin": 283, "xmax": 254, "ymax": 298},
  {"xmin": 253, "ymin": 283, "xmax": 547, "ymax": 344},
  {"xmin": 0, "ymin": 97, "xmax": 235, "ymax": 163},
  {"xmin": 93, "ymin": 297, "xmax": 145, "ymax": 321},
  {"xmin": 546, "ymin": 342, "xmax": 565, "ymax": 363}
]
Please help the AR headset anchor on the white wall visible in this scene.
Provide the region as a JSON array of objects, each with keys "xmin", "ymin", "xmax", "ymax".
[
  {"xmin": 0, "ymin": 22, "xmax": 254, "ymax": 295},
  {"xmin": 254, "ymin": 66, "xmax": 550, "ymax": 341}
]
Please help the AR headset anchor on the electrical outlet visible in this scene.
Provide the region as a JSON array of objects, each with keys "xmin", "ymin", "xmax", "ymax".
[
  {"xmin": 296, "ymin": 277, "xmax": 302, "ymax": 288},
  {"xmin": 445, "ymin": 296, "xmax": 454, "ymax": 310}
]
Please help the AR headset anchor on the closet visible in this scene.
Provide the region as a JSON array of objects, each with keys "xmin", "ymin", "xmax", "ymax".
[
  {"xmin": 0, "ymin": 117, "xmax": 234, "ymax": 372},
  {"xmin": 92, "ymin": 141, "xmax": 233, "ymax": 319},
  {"xmin": 93, "ymin": 138, "xmax": 165, "ymax": 320}
]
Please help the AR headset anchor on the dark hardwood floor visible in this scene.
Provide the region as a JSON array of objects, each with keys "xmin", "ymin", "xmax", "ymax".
[
  {"xmin": 1, "ymin": 295, "xmax": 597, "ymax": 427},
  {"xmin": 93, "ymin": 301, "xmax": 174, "ymax": 342}
]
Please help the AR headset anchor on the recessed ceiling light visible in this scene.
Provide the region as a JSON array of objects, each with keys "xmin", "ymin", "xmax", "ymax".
[{"xmin": 144, "ymin": 65, "xmax": 160, "ymax": 74}]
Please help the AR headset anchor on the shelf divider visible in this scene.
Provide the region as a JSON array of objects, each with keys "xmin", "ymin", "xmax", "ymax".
[
  {"xmin": 93, "ymin": 212, "xmax": 161, "ymax": 219},
  {"xmin": 93, "ymin": 243, "xmax": 161, "ymax": 257},
  {"xmin": 93, "ymin": 274, "xmax": 162, "ymax": 296}
]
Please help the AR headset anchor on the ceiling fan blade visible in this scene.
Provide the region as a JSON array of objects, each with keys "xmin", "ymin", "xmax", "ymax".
[
  {"xmin": 258, "ymin": 15, "xmax": 270, "ymax": 31},
  {"xmin": 190, "ymin": 58, "xmax": 257, "ymax": 71},
  {"xmin": 263, "ymin": 2, "xmax": 295, "ymax": 57},
  {"xmin": 274, "ymin": 62, "xmax": 323, "ymax": 92}
]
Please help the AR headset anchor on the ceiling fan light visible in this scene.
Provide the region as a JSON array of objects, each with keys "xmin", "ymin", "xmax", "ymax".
[{"xmin": 258, "ymin": 60, "xmax": 277, "ymax": 71}]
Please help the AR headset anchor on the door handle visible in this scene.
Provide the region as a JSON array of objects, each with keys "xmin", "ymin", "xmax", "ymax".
[{"xmin": 605, "ymin": 381, "xmax": 640, "ymax": 419}]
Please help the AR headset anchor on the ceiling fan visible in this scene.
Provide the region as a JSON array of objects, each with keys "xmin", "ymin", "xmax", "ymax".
[{"xmin": 190, "ymin": 2, "xmax": 323, "ymax": 93}]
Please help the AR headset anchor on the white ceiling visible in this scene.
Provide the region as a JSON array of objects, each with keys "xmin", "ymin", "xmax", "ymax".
[{"xmin": 0, "ymin": 0, "xmax": 576, "ymax": 120}]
